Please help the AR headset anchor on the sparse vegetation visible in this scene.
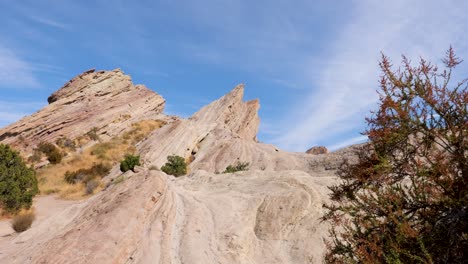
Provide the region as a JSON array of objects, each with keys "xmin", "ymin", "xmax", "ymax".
[
  {"xmin": 91, "ymin": 142, "xmax": 116, "ymax": 159},
  {"xmin": 161, "ymin": 155, "xmax": 187, "ymax": 176},
  {"xmin": 223, "ymin": 162, "xmax": 249, "ymax": 173},
  {"xmin": 64, "ymin": 163, "xmax": 111, "ymax": 185},
  {"xmin": 28, "ymin": 150, "xmax": 42, "ymax": 163},
  {"xmin": 322, "ymin": 48, "xmax": 468, "ymax": 263},
  {"xmin": 11, "ymin": 211, "xmax": 36, "ymax": 233},
  {"xmin": 86, "ymin": 127, "xmax": 100, "ymax": 141},
  {"xmin": 56, "ymin": 137, "xmax": 76, "ymax": 151},
  {"xmin": 112, "ymin": 175, "xmax": 126, "ymax": 185},
  {"xmin": 35, "ymin": 120, "xmax": 165, "ymax": 199},
  {"xmin": 120, "ymin": 154, "xmax": 141, "ymax": 172},
  {"xmin": 85, "ymin": 179, "xmax": 100, "ymax": 195},
  {"xmin": 0, "ymin": 144, "xmax": 39, "ymax": 213},
  {"xmin": 36, "ymin": 142, "xmax": 63, "ymax": 164}
]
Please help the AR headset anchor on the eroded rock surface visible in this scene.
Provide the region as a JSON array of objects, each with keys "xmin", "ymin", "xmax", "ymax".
[
  {"xmin": 0, "ymin": 76, "xmax": 358, "ymax": 264},
  {"xmin": 0, "ymin": 68, "xmax": 166, "ymax": 153},
  {"xmin": 0, "ymin": 169, "xmax": 336, "ymax": 264}
]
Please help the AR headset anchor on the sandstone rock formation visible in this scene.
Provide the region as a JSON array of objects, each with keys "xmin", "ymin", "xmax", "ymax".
[
  {"xmin": 306, "ymin": 146, "xmax": 328, "ymax": 155},
  {"xmin": 139, "ymin": 85, "xmax": 352, "ymax": 174},
  {"xmin": 0, "ymin": 68, "xmax": 166, "ymax": 153},
  {"xmin": 0, "ymin": 72, "xmax": 358, "ymax": 263},
  {"xmin": 0, "ymin": 168, "xmax": 337, "ymax": 264}
]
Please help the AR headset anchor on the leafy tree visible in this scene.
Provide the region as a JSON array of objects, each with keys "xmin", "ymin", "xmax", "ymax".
[
  {"xmin": 0, "ymin": 144, "xmax": 39, "ymax": 212},
  {"xmin": 323, "ymin": 48, "xmax": 467, "ymax": 263},
  {"xmin": 223, "ymin": 162, "xmax": 249, "ymax": 173},
  {"xmin": 161, "ymin": 155, "xmax": 187, "ymax": 176},
  {"xmin": 120, "ymin": 154, "xmax": 140, "ymax": 172}
]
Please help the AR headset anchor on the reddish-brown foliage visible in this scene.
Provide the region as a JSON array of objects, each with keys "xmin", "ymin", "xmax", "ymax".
[{"xmin": 322, "ymin": 47, "xmax": 467, "ymax": 263}]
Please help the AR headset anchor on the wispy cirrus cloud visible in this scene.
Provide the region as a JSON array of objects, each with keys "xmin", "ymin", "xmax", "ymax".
[
  {"xmin": 0, "ymin": 45, "xmax": 40, "ymax": 88},
  {"xmin": 273, "ymin": 0, "xmax": 468, "ymax": 151},
  {"xmin": 29, "ymin": 15, "xmax": 68, "ymax": 29}
]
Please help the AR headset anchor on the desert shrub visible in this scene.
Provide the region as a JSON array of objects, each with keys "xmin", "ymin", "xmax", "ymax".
[
  {"xmin": 322, "ymin": 48, "xmax": 468, "ymax": 263},
  {"xmin": 86, "ymin": 127, "xmax": 100, "ymax": 141},
  {"xmin": 120, "ymin": 154, "xmax": 141, "ymax": 172},
  {"xmin": 11, "ymin": 211, "xmax": 35, "ymax": 233},
  {"xmin": 90, "ymin": 142, "xmax": 115, "ymax": 159},
  {"xmin": 64, "ymin": 163, "xmax": 111, "ymax": 185},
  {"xmin": 56, "ymin": 137, "xmax": 76, "ymax": 151},
  {"xmin": 28, "ymin": 150, "xmax": 42, "ymax": 163},
  {"xmin": 36, "ymin": 142, "xmax": 63, "ymax": 164},
  {"xmin": 85, "ymin": 180, "xmax": 100, "ymax": 195},
  {"xmin": 0, "ymin": 144, "xmax": 39, "ymax": 212},
  {"xmin": 161, "ymin": 155, "xmax": 187, "ymax": 176},
  {"xmin": 223, "ymin": 162, "xmax": 249, "ymax": 173}
]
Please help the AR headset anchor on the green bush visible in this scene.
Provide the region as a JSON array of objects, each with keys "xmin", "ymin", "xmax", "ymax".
[
  {"xmin": 64, "ymin": 163, "xmax": 111, "ymax": 184},
  {"xmin": 223, "ymin": 162, "xmax": 249, "ymax": 173},
  {"xmin": 161, "ymin": 155, "xmax": 187, "ymax": 177},
  {"xmin": 36, "ymin": 142, "xmax": 63, "ymax": 164},
  {"xmin": 120, "ymin": 154, "xmax": 140, "ymax": 172},
  {"xmin": 0, "ymin": 144, "xmax": 39, "ymax": 212},
  {"xmin": 11, "ymin": 211, "xmax": 35, "ymax": 232}
]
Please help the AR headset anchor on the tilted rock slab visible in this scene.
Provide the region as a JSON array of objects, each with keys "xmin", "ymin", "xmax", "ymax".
[
  {"xmin": 0, "ymin": 169, "xmax": 336, "ymax": 264},
  {"xmin": 0, "ymin": 68, "xmax": 166, "ymax": 153},
  {"xmin": 139, "ymin": 85, "xmax": 355, "ymax": 174}
]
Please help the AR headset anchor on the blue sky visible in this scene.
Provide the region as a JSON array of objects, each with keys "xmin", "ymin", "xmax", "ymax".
[{"xmin": 0, "ymin": 0, "xmax": 467, "ymax": 152}]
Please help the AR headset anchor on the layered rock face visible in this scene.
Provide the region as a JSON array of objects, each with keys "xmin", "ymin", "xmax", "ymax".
[
  {"xmin": 0, "ymin": 168, "xmax": 337, "ymax": 263},
  {"xmin": 0, "ymin": 75, "xmax": 358, "ymax": 263},
  {"xmin": 0, "ymin": 69, "xmax": 166, "ymax": 153},
  {"xmin": 139, "ymin": 85, "xmax": 350, "ymax": 174}
]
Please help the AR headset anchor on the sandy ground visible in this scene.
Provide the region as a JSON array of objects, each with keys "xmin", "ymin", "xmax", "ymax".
[{"xmin": 0, "ymin": 196, "xmax": 79, "ymax": 238}]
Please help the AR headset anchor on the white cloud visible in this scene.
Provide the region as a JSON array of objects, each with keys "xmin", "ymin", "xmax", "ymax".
[
  {"xmin": 273, "ymin": 0, "xmax": 468, "ymax": 151},
  {"xmin": 0, "ymin": 45, "xmax": 39, "ymax": 88},
  {"xmin": 29, "ymin": 15, "xmax": 68, "ymax": 29}
]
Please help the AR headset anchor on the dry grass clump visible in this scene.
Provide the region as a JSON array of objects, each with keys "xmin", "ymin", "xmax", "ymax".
[
  {"xmin": 11, "ymin": 211, "xmax": 36, "ymax": 233},
  {"xmin": 64, "ymin": 163, "xmax": 111, "ymax": 184},
  {"xmin": 85, "ymin": 180, "xmax": 100, "ymax": 195}
]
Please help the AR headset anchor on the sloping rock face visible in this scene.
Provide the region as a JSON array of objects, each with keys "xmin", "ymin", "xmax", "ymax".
[
  {"xmin": 190, "ymin": 84, "xmax": 260, "ymax": 141},
  {"xmin": 0, "ymin": 169, "xmax": 336, "ymax": 264},
  {"xmin": 139, "ymin": 85, "xmax": 351, "ymax": 174},
  {"xmin": 0, "ymin": 82, "xmax": 357, "ymax": 264},
  {"xmin": 0, "ymin": 68, "xmax": 166, "ymax": 153}
]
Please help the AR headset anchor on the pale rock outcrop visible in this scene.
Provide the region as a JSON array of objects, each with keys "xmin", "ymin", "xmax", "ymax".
[
  {"xmin": 0, "ymin": 168, "xmax": 337, "ymax": 264},
  {"xmin": 306, "ymin": 146, "xmax": 328, "ymax": 155},
  {"xmin": 0, "ymin": 69, "xmax": 166, "ymax": 153},
  {"xmin": 190, "ymin": 84, "xmax": 260, "ymax": 141},
  {"xmin": 139, "ymin": 85, "xmax": 353, "ymax": 174},
  {"xmin": 0, "ymin": 78, "xmax": 359, "ymax": 264}
]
